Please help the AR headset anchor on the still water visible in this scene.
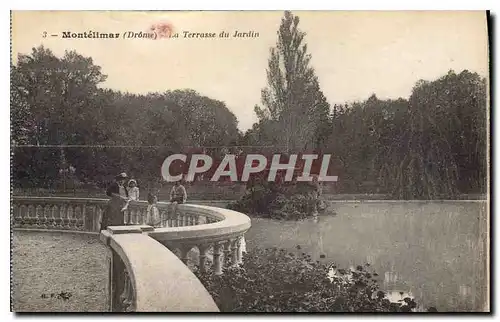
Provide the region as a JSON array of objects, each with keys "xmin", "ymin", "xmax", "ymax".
[{"xmin": 243, "ymin": 201, "xmax": 488, "ymax": 312}]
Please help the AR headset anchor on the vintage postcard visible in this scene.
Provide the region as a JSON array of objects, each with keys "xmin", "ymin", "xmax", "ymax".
[{"xmin": 10, "ymin": 10, "xmax": 490, "ymax": 313}]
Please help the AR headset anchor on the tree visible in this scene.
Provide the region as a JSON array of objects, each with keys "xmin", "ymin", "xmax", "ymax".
[
  {"xmin": 11, "ymin": 46, "xmax": 108, "ymax": 187},
  {"xmin": 11, "ymin": 47, "xmax": 241, "ymax": 188},
  {"xmin": 388, "ymin": 70, "xmax": 487, "ymax": 199},
  {"xmin": 254, "ymin": 11, "xmax": 331, "ymax": 152}
]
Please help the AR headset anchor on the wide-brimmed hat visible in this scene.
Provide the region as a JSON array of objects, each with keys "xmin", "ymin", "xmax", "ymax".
[
  {"xmin": 115, "ymin": 172, "xmax": 128, "ymax": 179},
  {"xmin": 128, "ymin": 179, "xmax": 137, "ymax": 185}
]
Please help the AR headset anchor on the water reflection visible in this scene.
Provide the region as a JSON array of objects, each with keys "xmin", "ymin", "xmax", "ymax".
[
  {"xmin": 327, "ymin": 266, "xmax": 419, "ymax": 311},
  {"xmin": 246, "ymin": 201, "xmax": 487, "ymax": 311}
]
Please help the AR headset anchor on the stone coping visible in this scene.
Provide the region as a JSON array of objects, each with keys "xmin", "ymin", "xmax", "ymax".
[
  {"xmin": 101, "ymin": 227, "xmax": 219, "ymax": 312},
  {"xmin": 147, "ymin": 204, "xmax": 251, "ymax": 244}
]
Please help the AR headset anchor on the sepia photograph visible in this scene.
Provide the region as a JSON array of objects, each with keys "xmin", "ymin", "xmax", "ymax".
[{"xmin": 10, "ymin": 10, "xmax": 490, "ymax": 313}]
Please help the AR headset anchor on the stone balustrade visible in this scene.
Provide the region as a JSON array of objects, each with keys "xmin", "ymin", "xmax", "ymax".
[
  {"xmin": 12, "ymin": 196, "xmax": 223, "ymax": 232},
  {"xmin": 100, "ymin": 225, "xmax": 219, "ymax": 312},
  {"xmin": 148, "ymin": 205, "xmax": 251, "ymax": 274},
  {"xmin": 12, "ymin": 196, "xmax": 252, "ymax": 312},
  {"xmin": 12, "ymin": 196, "xmax": 107, "ymax": 232}
]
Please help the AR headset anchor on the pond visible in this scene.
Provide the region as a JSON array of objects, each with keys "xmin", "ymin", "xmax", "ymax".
[{"xmin": 244, "ymin": 201, "xmax": 488, "ymax": 312}]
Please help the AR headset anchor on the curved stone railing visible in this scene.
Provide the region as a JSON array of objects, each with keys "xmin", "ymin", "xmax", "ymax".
[
  {"xmin": 11, "ymin": 196, "xmax": 223, "ymax": 232},
  {"xmin": 148, "ymin": 205, "xmax": 251, "ymax": 275},
  {"xmin": 100, "ymin": 225, "xmax": 219, "ymax": 312},
  {"xmin": 12, "ymin": 196, "xmax": 252, "ymax": 312}
]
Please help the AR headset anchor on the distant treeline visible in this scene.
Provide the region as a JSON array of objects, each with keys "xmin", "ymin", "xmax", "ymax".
[{"xmin": 11, "ymin": 12, "xmax": 488, "ymax": 199}]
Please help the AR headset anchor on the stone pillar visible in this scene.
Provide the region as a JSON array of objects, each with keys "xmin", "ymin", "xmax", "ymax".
[{"xmin": 213, "ymin": 243, "xmax": 223, "ymax": 275}]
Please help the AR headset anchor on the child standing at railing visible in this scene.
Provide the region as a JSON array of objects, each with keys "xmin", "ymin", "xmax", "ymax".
[
  {"xmin": 146, "ymin": 192, "xmax": 161, "ymax": 227},
  {"xmin": 128, "ymin": 179, "xmax": 140, "ymax": 201}
]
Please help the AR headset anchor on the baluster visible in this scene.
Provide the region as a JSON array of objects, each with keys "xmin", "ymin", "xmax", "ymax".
[
  {"xmin": 136, "ymin": 208, "xmax": 142, "ymax": 225},
  {"xmin": 55, "ymin": 204, "xmax": 64, "ymax": 229},
  {"xmin": 128, "ymin": 208, "xmax": 135, "ymax": 225},
  {"xmin": 34, "ymin": 204, "xmax": 43, "ymax": 228},
  {"xmin": 160, "ymin": 210, "xmax": 167, "ymax": 228},
  {"xmin": 224, "ymin": 240, "xmax": 232, "ymax": 267},
  {"xmin": 48, "ymin": 205, "xmax": 56, "ymax": 228},
  {"xmin": 17, "ymin": 205, "xmax": 25, "ymax": 227},
  {"xmin": 168, "ymin": 209, "xmax": 174, "ymax": 227},
  {"xmin": 28, "ymin": 204, "xmax": 36, "ymax": 227},
  {"xmin": 21, "ymin": 204, "xmax": 29, "ymax": 227},
  {"xmin": 14, "ymin": 204, "xmax": 26, "ymax": 227},
  {"xmin": 231, "ymin": 239, "xmax": 239, "ymax": 266},
  {"xmin": 93, "ymin": 206, "xmax": 99, "ymax": 231},
  {"xmin": 73, "ymin": 205, "xmax": 83, "ymax": 230},
  {"xmin": 60, "ymin": 204, "xmax": 68, "ymax": 229},
  {"xmin": 11, "ymin": 204, "xmax": 16, "ymax": 227},
  {"xmin": 33, "ymin": 204, "xmax": 41, "ymax": 227},
  {"xmin": 133, "ymin": 208, "xmax": 139, "ymax": 225},
  {"xmin": 27, "ymin": 205, "xmax": 36, "ymax": 227},
  {"xmin": 195, "ymin": 216, "xmax": 200, "ymax": 226},
  {"xmin": 65, "ymin": 205, "xmax": 74, "ymax": 229},
  {"xmin": 176, "ymin": 213, "xmax": 181, "ymax": 227},
  {"xmin": 96, "ymin": 206, "xmax": 103, "ymax": 231},
  {"xmin": 119, "ymin": 270, "xmax": 134, "ymax": 312},
  {"xmin": 142, "ymin": 208, "xmax": 148, "ymax": 225},
  {"xmin": 138, "ymin": 208, "xmax": 143, "ymax": 225},
  {"xmin": 165, "ymin": 208, "xmax": 172, "ymax": 227},
  {"xmin": 238, "ymin": 236, "xmax": 246, "ymax": 263},
  {"xmin": 213, "ymin": 242, "xmax": 223, "ymax": 275},
  {"xmin": 33, "ymin": 204, "xmax": 42, "ymax": 228},
  {"xmin": 13, "ymin": 204, "xmax": 21, "ymax": 227},
  {"xmin": 123, "ymin": 209, "xmax": 129, "ymax": 225},
  {"xmin": 12, "ymin": 204, "xmax": 19, "ymax": 227},
  {"xmin": 21, "ymin": 205, "xmax": 29, "ymax": 227},
  {"xmin": 139, "ymin": 209, "xmax": 146, "ymax": 225},
  {"xmin": 198, "ymin": 244, "xmax": 210, "ymax": 273},
  {"xmin": 81, "ymin": 204, "xmax": 88, "ymax": 231},
  {"xmin": 47, "ymin": 204, "xmax": 54, "ymax": 228},
  {"xmin": 41, "ymin": 204, "xmax": 50, "ymax": 229},
  {"xmin": 178, "ymin": 212, "xmax": 184, "ymax": 227},
  {"xmin": 180, "ymin": 246, "xmax": 191, "ymax": 265}
]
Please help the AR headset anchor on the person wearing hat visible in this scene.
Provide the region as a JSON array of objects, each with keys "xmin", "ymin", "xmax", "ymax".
[
  {"xmin": 100, "ymin": 172, "xmax": 130, "ymax": 231},
  {"xmin": 106, "ymin": 172, "xmax": 129, "ymax": 199}
]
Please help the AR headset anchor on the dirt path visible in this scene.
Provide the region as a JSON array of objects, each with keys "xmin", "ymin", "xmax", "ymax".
[{"xmin": 11, "ymin": 231, "xmax": 108, "ymax": 312}]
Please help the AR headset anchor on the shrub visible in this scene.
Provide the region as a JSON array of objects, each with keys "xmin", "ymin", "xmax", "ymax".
[
  {"xmin": 194, "ymin": 247, "xmax": 425, "ymax": 312},
  {"xmin": 228, "ymin": 180, "xmax": 322, "ymax": 220}
]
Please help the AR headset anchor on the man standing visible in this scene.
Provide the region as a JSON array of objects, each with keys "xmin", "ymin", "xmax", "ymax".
[
  {"xmin": 170, "ymin": 180, "xmax": 187, "ymax": 204},
  {"xmin": 106, "ymin": 172, "xmax": 129, "ymax": 199},
  {"xmin": 100, "ymin": 172, "xmax": 129, "ymax": 231}
]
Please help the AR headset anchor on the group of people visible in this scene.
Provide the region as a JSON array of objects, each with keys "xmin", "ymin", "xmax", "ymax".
[{"xmin": 100, "ymin": 172, "xmax": 188, "ymax": 230}]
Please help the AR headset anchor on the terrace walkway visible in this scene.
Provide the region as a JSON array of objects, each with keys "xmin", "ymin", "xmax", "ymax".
[{"xmin": 12, "ymin": 196, "xmax": 251, "ymax": 312}]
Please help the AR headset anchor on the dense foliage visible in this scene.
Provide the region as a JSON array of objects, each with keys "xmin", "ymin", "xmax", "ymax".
[
  {"xmin": 241, "ymin": 12, "xmax": 487, "ymax": 199},
  {"xmin": 228, "ymin": 177, "xmax": 323, "ymax": 220},
  {"xmin": 195, "ymin": 247, "xmax": 431, "ymax": 312},
  {"xmin": 11, "ymin": 47, "xmax": 240, "ymax": 189},
  {"xmin": 11, "ymin": 11, "xmax": 488, "ymax": 199}
]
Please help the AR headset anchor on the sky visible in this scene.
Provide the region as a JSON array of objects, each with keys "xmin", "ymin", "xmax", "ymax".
[{"xmin": 11, "ymin": 11, "xmax": 489, "ymax": 131}]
